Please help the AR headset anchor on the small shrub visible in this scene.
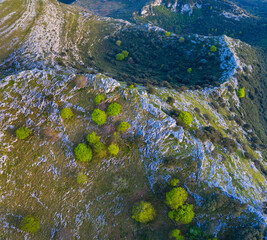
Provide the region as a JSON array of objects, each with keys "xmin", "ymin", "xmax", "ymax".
[
  {"xmin": 187, "ymin": 68, "xmax": 192, "ymax": 74},
  {"xmin": 220, "ymin": 137, "xmax": 237, "ymax": 153},
  {"xmin": 210, "ymin": 45, "xmax": 217, "ymax": 52},
  {"xmin": 179, "ymin": 111, "xmax": 193, "ymax": 126},
  {"xmin": 117, "ymin": 122, "xmax": 131, "ymax": 133},
  {"xmin": 165, "ymin": 31, "xmax": 171, "ymax": 37},
  {"xmin": 244, "ymin": 152, "xmax": 254, "ymax": 159},
  {"xmin": 122, "ymin": 50, "xmax": 129, "ymax": 57},
  {"xmin": 16, "ymin": 127, "xmax": 31, "ymax": 140},
  {"xmin": 203, "ymin": 126, "xmax": 222, "ymax": 144},
  {"xmin": 43, "ymin": 127, "xmax": 58, "ymax": 142},
  {"xmin": 94, "ymin": 142, "xmax": 107, "ymax": 158},
  {"xmin": 203, "ymin": 113, "xmax": 211, "ymax": 121},
  {"xmin": 107, "ymin": 103, "xmax": 122, "ymax": 116},
  {"xmin": 166, "ymin": 96, "xmax": 175, "ymax": 105},
  {"xmin": 60, "ymin": 108, "xmax": 74, "ymax": 119},
  {"xmin": 168, "ymin": 204, "xmax": 194, "ymax": 224},
  {"xmin": 94, "ymin": 94, "xmax": 105, "ymax": 105},
  {"xmin": 77, "ymin": 172, "xmax": 88, "ymax": 184},
  {"xmin": 74, "ymin": 143, "xmax": 92, "ymax": 162},
  {"xmin": 108, "ymin": 143, "xmax": 119, "ymax": 155},
  {"xmin": 228, "ymin": 85, "xmax": 234, "ymax": 92},
  {"xmin": 165, "ymin": 187, "xmax": 188, "ymax": 210},
  {"xmin": 116, "ymin": 53, "xmax": 125, "ymax": 61},
  {"xmin": 147, "ymin": 84, "xmax": 156, "ymax": 94},
  {"xmin": 168, "ymin": 178, "xmax": 179, "ymax": 187},
  {"xmin": 75, "ymin": 76, "xmax": 87, "ymax": 88},
  {"xmin": 237, "ymin": 87, "xmax": 245, "ymax": 98},
  {"xmin": 179, "ymin": 37, "xmax": 185, "ymax": 43},
  {"xmin": 92, "ymin": 109, "xmax": 107, "ymax": 125},
  {"xmin": 194, "ymin": 107, "xmax": 200, "ymax": 114},
  {"xmin": 20, "ymin": 215, "xmax": 40, "ymax": 233},
  {"xmin": 170, "ymin": 229, "xmax": 184, "ymax": 240},
  {"xmin": 87, "ymin": 132, "xmax": 100, "ymax": 145},
  {"xmin": 132, "ymin": 201, "xmax": 156, "ymax": 224},
  {"xmin": 116, "ymin": 40, "xmax": 122, "ymax": 46}
]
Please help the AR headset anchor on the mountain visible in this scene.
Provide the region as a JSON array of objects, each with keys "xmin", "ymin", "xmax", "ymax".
[{"xmin": 0, "ymin": 0, "xmax": 266, "ymax": 239}]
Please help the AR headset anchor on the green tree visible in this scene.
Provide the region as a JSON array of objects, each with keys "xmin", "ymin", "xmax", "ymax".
[
  {"xmin": 132, "ymin": 201, "xmax": 156, "ymax": 224},
  {"xmin": 165, "ymin": 187, "xmax": 188, "ymax": 210},
  {"xmin": 170, "ymin": 229, "xmax": 184, "ymax": 240},
  {"xmin": 168, "ymin": 178, "xmax": 180, "ymax": 187},
  {"xmin": 179, "ymin": 111, "xmax": 193, "ymax": 126},
  {"xmin": 187, "ymin": 68, "xmax": 192, "ymax": 74},
  {"xmin": 87, "ymin": 132, "xmax": 100, "ymax": 145},
  {"xmin": 60, "ymin": 108, "xmax": 74, "ymax": 119},
  {"xmin": 74, "ymin": 143, "xmax": 92, "ymax": 162},
  {"xmin": 210, "ymin": 45, "xmax": 217, "ymax": 52},
  {"xmin": 116, "ymin": 40, "xmax": 122, "ymax": 46},
  {"xmin": 92, "ymin": 109, "xmax": 107, "ymax": 125},
  {"xmin": 168, "ymin": 204, "xmax": 194, "ymax": 224},
  {"xmin": 94, "ymin": 94, "xmax": 105, "ymax": 105},
  {"xmin": 16, "ymin": 127, "xmax": 31, "ymax": 140},
  {"xmin": 122, "ymin": 50, "xmax": 129, "ymax": 57},
  {"xmin": 117, "ymin": 122, "xmax": 131, "ymax": 133},
  {"xmin": 237, "ymin": 87, "xmax": 245, "ymax": 98},
  {"xmin": 116, "ymin": 53, "xmax": 125, "ymax": 61},
  {"xmin": 77, "ymin": 172, "xmax": 88, "ymax": 184},
  {"xmin": 20, "ymin": 215, "xmax": 40, "ymax": 233},
  {"xmin": 108, "ymin": 143, "xmax": 119, "ymax": 156},
  {"xmin": 107, "ymin": 103, "xmax": 122, "ymax": 116},
  {"xmin": 165, "ymin": 31, "xmax": 171, "ymax": 37}
]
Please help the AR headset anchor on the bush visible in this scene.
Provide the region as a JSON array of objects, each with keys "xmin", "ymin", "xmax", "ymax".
[
  {"xmin": 210, "ymin": 45, "xmax": 217, "ymax": 52},
  {"xmin": 194, "ymin": 107, "xmax": 200, "ymax": 114},
  {"xmin": 94, "ymin": 142, "xmax": 107, "ymax": 158},
  {"xmin": 203, "ymin": 113, "xmax": 211, "ymax": 121},
  {"xmin": 20, "ymin": 215, "xmax": 40, "ymax": 233},
  {"xmin": 220, "ymin": 137, "xmax": 237, "ymax": 153},
  {"xmin": 43, "ymin": 127, "xmax": 58, "ymax": 142},
  {"xmin": 74, "ymin": 143, "xmax": 92, "ymax": 162},
  {"xmin": 107, "ymin": 103, "xmax": 122, "ymax": 116},
  {"xmin": 170, "ymin": 229, "xmax": 184, "ymax": 240},
  {"xmin": 168, "ymin": 178, "xmax": 179, "ymax": 187},
  {"xmin": 116, "ymin": 53, "xmax": 125, "ymax": 61},
  {"xmin": 116, "ymin": 40, "xmax": 122, "ymax": 46},
  {"xmin": 132, "ymin": 201, "xmax": 156, "ymax": 224},
  {"xmin": 147, "ymin": 84, "xmax": 156, "ymax": 94},
  {"xmin": 168, "ymin": 204, "xmax": 194, "ymax": 224},
  {"xmin": 94, "ymin": 94, "xmax": 105, "ymax": 105},
  {"xmin": 117, "ymin": 122, "xmax": 131, "ymax": 133},
  {"xmin": 166, "ymin": 96, "xmax": 175, "ymax": 105},
  {"xmin": 165, "ymin": 31, "xmax": 171, "ymax": 37},
  {"xmin": 108, "ymin": 143, "xmax": 119, "ymax": 155},
  {"xmin": 16, "ymin": 127, "xmax": 31, "ymax": 140},
  {"xmin": 60, "ymin": 108, "xmax": 74, "ymax": 119},
  {"xmin": 122, "ymin": 50, "xmax": 129, "ymax": 57},
  {"xmin": 75, "ymin": 76, "xmax": 87, "ymax": 88},
  {"xmin": 77, "ymin": 172, "xmax": 88, "ymax": 184},
  {"xmin": 187, "ymin": 68, "xmax": 192, "ymax": 74},
  {"xmin": 179, "ymin": 111, "xmax": 193, "ymax": 126},
  {"xmin": 87, "ymin": 132, "xmax": 100, "ymax": 145},
  {"xmin": 92, "ymin": 109, "xmax": 107, "ymax": 125},
  {"xmin": 179, "ymin": 37, "xmax": 185, "ymax": 43},
  {"xmin": 237, "ymin": 87, "xmax": 245, "ymax": 98},
  {"xmin": 165, "ymin": 187, "xmax": 188, "ymax": 210}
]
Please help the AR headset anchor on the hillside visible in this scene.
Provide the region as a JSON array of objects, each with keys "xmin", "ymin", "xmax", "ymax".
[{"xmin": 0, "ymin": 0, "xmax": 266, "ymax": 239}]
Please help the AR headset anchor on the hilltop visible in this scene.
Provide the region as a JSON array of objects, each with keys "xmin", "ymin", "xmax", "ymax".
[{"xmin": 0, "ymin": 0, "xmax": 266, "ymax": 239}]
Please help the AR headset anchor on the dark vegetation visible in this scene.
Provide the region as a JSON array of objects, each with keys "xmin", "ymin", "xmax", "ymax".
[
  {"xmin": 137, "ymin": 1, "xmax": 267, "ymax": 48},
  {"xmin": 91, "ymin": 27, "xmax": 224, "ymax": 89}
]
